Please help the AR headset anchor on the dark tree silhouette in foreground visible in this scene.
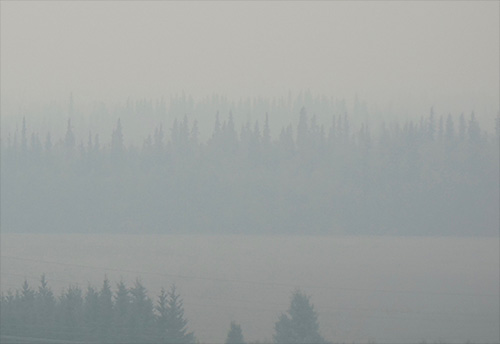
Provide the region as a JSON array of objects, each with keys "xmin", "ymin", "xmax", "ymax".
[
  {"xmin": 225, "ymin": 321, "xmax": 246, "ymax": 344},
  {"xmin": 159, "ymin": 285, "xmax": 195, "ymax": 344},
  {"xmin": 274, "ymin": 290, "xmax": 327, "ymax": 344}
]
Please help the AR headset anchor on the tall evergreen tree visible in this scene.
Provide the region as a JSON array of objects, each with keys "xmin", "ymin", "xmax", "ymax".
[
  {"xmin": 427, "ymin": 107, "xmax": 436, "ymax": 141},
  {"xmin": 98, "ymin": 277, "xmax": 114, "ymax": 341},
  {"xmin": 35, "ymin": 274, "xmax": 56, "ymax": 338},
  {"xmin": 438, "ymin": 115, "xmax": 444, "ymax": 143},
  {"xmin": 128, "ymin": 279, "xmax": 154, "ymax": 342},
  {"xmin": 225, "ymin": 321, "xmax": 245, "ymax": 344},
  {"xmin": 64, "ymin": 118, "xmax": 75, "ymax": 151},
  {"xmin": 59, "ymin": 285, "xmax": 84, "ymax": 340},
  {"xmin": 111, "ymin": 118, "xmax": 124, "ymax": 155},
  {"xmin": 19, "ymin": 280, "xmax": 36, "ymax": 336},
  {"xmin": 297, "ymin": 107, "xmax": 309, "ymax": 151},
  {"xmin": 114, "ymin": 280, "xmax": 131, "ymax": 341},
  {"xmin": 154, "ymin": 124, "xmax": 165, "ymax": 152},
  {"xmin": 459, "ymin": 113, "xmax": 466, "ymax": 141},
  {"xmin": 190, "ymin": 120, "xmax": 199, "ymax": 149},
  {"xmin": 445, "ymin": 114, "xmax": 455, "ymax": 143},
  {"xmin": 274, "ymin": 290, "xmax": 327, "ymax": 344},
  {"xmin": 467, "ymin": 112, "xmax": 481, "ymax": 143},
  {"xmin": 155, "ymin": 287, "xmax": 170, "ymax": 342},
  {"xmin": 263, "ymin": 112, "xmax": 271, "ymax": 148},
  {"xmin": 162, "ymin": 285, "xmax": 195, "ymax": 344},
  {"xmin": 84, "ymin": 285, "xmax": 100, "ymax": 342},
  {"xmin": 21, "ymin": 117, "xmax": 28, "ymax": 154}
]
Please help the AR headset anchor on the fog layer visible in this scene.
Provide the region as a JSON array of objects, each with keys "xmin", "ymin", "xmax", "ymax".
[{"xmin": 1, "ymin": 2, "xmax": 498, "ymax": 114}]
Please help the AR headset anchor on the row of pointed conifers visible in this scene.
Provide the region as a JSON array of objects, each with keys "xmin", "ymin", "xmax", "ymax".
[{"xmin": 0, "ymin": 275, "xmax": 328, "ymax": 344}]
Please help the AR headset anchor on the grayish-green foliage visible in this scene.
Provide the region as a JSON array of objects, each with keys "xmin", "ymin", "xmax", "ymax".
[
  {"xmin": 160, "ymin": 285, "xmax": 195, "ymax": 344},
  {"xmin": 1, "ymin": 99, "xmax": 498, "ymax": 236},
  {"xmin": 0, "ymin": 276, "xmax": 195, "ymax": 343},
  {"xmin": 274, "ymin": 290, "xmax": 327, "ymax": 344},
  {"xmin": 225, "ymin": 321, "xmax": 245, "ymax": 344}
]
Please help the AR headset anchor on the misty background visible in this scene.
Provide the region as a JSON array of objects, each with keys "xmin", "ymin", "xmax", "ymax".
[
  {"xmin": 1, "ymin": 1, "xmax": 498, "ymax": 116},
  {"xmin": 1, "ymin": 1, "xmax": 499, "ymax": 344}
]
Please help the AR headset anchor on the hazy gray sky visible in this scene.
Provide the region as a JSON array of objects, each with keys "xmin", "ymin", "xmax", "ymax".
[{"xmin": 1, "ymin": 1, "xmax": 498, "ymax": 113}]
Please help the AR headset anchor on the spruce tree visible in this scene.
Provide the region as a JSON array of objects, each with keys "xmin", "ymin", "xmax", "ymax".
[
  {"xmin": 274, "ymin": 290, "xmax": 327, "ymax": 344},
  {"xmin": 163, "ymin": 285, "xmax": 195, "ymax": 344},
  {"xmin": 64, "ymin": 118, "xmax": 75, "ymax": 151},
  {"xmin": 98, "ymin": 277, "xmax": 114, "ymax": 341},
  {"xmin": 114, "ymin": 280, "xmax": 131, "ymax": 341},
  {"xmin": 59, "ymin": 285, "xmax": 84, "ymax": 340},
  {"xmin": 225, "ymin": 321, "xmax": 245, "ymax": 344},
  {"xmin": 111, "ymin": 118, "xmax": 124, "ymax": 155},
  {"xmin": 84, "ymin": 285, "xmax": 100, "ymax": 342},
  {"xmin": 155, "ymin": 287, "xmax": 169, "ymax": 342},
  {"xmin": 19, "ymin": 280, "xmax": 36, "ymax": 336},
  {"xmin": 35, "ymin": 275, "xmax": 56, "ymax": 339},
  {"xmin": 128, "ymin": 279, "xmax": 154, "ymax": 342}
]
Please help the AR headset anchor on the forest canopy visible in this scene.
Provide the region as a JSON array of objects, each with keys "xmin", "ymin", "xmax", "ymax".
[{"xmin": 1, "ymin": 96, "xmax": 498, "ymax": 236}]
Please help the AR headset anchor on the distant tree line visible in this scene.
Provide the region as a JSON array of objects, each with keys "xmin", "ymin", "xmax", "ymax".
[
  {"xmin": 1, "ymin": 107, "xmax": 499, "ymax": 235},
  {"xmin": 0, "ymin": 276, "xmax": 327, "ymax": 344}
]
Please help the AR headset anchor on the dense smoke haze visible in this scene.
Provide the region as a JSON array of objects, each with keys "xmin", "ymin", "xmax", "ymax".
[
  {"xmin": 1, "ymin": 99, "xmax": 499, "ymax": 236},
  {"xmin": 1, "ymin": 2, "xmax": 499, "ymax": 344},
  {"xmin": 1, "ymin": 2, "xmax": 499, "ymax": 116}
]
